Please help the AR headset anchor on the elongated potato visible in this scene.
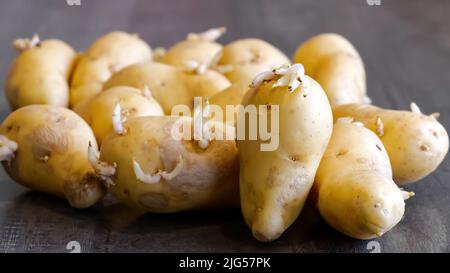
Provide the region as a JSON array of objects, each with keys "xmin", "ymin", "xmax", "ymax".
[
  {"xmin": 103, "ymin": 62, "xmax": 230, "ymax": 114},
  {"xmin": 333, "ymin": 103, "xmax": 449, "ymax": 184},
  {"xmin": 74, "ymin": 86, "xmax": 164, "ymax": 144},
  {"xmin": 293, "ymin": 33, "xmax": 367, "ymax": 106},
  {"xmin": 313, "ymin": 118, "xmax": 413, "ymax": 239},
  {"xmin": 5, "ymin": 35, "xmax": 76, "ymax": 109},
  {"xmin": 216, "ymin": 39, "xmax": 289, "ymax": 84},
  {"xmin": 70, "ymin": 31, "xmax": 152, "ymax": 108},
  {"xmin": 238, "ymin": 64, "xmax": 333, "ymax": 242},
  {"xmin": 0, "ymin": 105, "xmax": 105, "ymax": 208},
  {"xmin": 97, "ymin": 116, "xmax": 239, "ymax": 213},
  {"xmin": 163, "ymin": 27, "xmax": 225, "ymax": 68}
]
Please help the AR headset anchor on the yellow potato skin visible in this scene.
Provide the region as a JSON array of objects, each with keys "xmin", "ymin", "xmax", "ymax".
[
  {"xmin": 0, "ymin": 105, "xmax": 105, "ymax": 208},
  {"xmin": 218, "ymin": 38, "xmax": 289, "ymax": 68},
  {"xmin": 103, "ymin": 62, "xmax": 230, "ymax": 114},
  {"xmin": 70, "ymin": 31, "xmax": 152, "ymax": 108},
  {"xmin": 74, "ymin": 86, "xmax": 164, "ymax": 144},
  {"xmin": 5, "ymin": 39, "xmax": 76, "ymax": 109},
  {"xmin": 99, "ymin": 116, "xmax": 239, "ymax": 213},
  {"xmin": 209, "ymin": 81, "xmax": 250, "ymax": 125},
  {"xmin": 313, "ymin": 120, "xmax": 406, "ymax": 239},
  {"xmin": 293, "ymin": 33, "xmax": 366, "ymax": 106},
  {"xmin": 333, "ymin": 103, "xmax": 449, "ymax": 184},
  {"xmin": 216, "ymin": 39, "xmax": 289, "ymax": 86},
  {"xmin": 162, "ymin": 39, "xmax": 222, "ymax": 67},
  {"xmin": 238, "ymin": 76, "xmax": 332, "ymax": 242}
]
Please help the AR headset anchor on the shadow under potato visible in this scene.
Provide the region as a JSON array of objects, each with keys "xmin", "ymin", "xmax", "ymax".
[{"xmin": 0, "ymin": 190, "xmax": 365, "ymax": 252}]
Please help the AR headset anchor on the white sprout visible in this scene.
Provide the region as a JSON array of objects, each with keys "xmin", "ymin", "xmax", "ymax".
[
  {"xmin": 272, "ymin": 63, "xmax": 291, "ymax": 75},
  {"xmin": 183, "ymin": 60, "xmax": 207, "ymax": 75},
  {"xmin": 0, "ymin": 135, "xmax": 18, "ymax": 162},
  {"xmin": 271, "ymin": 63, "xmax": 308, "ymax": 92},
  {"xmin": 401, "ymin": 190, "xmax": 415, "ymax": 200},
  {"xmin": 363, "ymin": 95, "xmax": 372, "ymax": 104},
  {"xmin": 410, "ymin": 102, "xmax": 422, "ymax": 114},
  {"xmin": 272, "ymin": 73, "xmax": 291, "ymax": 88},
  {"xmin": 132, "ymin": 159, "xmax": 161, "ymax": 184},
  {"xmin": 287, "ymin": 75, "xmax": 302, "ymax": 92},
  {"xmin": 88, "ymin": 142, "xmax": 116, "ymax": 187},
  {"xmin": 152, "ymin": 47, "xmax": 166, "ymax": 62},
  {"xmin": 430, "ymin": 112, "xmax": 440, "ymax": 119},
  {"xmin": 159, "ymin": 155, "xmax": 184, "ymax": 180},
  {"xmin": 376, "ymin": 116, "xmax": 384, "ymax": 137},
  {"xmin": 112, "ymin": 103, "xmax": 126, "ymax": 135},
  {"xmin": 250, "ymin": 70, "xmax": 275, "ymax": 88},
  {"xmin": 187, "ymin": 27, "xmax": 226, "ymax": 41},
  {"xmin": 13, "ymin": 34, "xmax": 40, "ymax": 52},
  {"xmin": 194, "ymin": 99, "xmax": 212, "ymax": 149},
  {"xmin": 352, "ymin": 121, "xmax": 365, "ymax": 127},
  {"xmin": 142, "ymin": 85, "xmax": 152, "ymax": 99}
]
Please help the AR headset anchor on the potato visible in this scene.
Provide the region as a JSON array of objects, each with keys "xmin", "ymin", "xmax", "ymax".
[
  {"xmin": 219, "ymin": 63, "xmax": 269, "ymax": 85},
  {"xmin": 74, "ymin": 86, "xmax": 164, "ymax": 144},
  {"xmin": 0, "ymin": 105, "xmax": 106, "ymax": 208},
  {"xmin": 209, "ymin": 81, "xmax": 250, "ymax": 125},
  {"xmin": 238, "ymin": 64, "xmax": 333, "ymax": 242},
  {"xmin": 333, "ymin": 103, "xmax": 449, "ymax": 184},
  {"xmin": 103, "ymin": 62, "xmax": 230, "ymax": 114},
  {"xmin": 216, "ymin": 39, "xmax": 289, "ymax": 83},
  {"xmin": 292, "ymin": 33, "xmax": 368, "ymax": 107},
  {"xmin": 162, "ymin": 27, "xmax": 225, "ymax": 68},
  {"xmin": 70, "ymin": 31, "xmax": 152, "ymax": 108},
  {"xmin": 5, "ymin": 35, "xmax": 76, "ymax": 109},
  {"xmin": 312, "ymin": 118, "xmax": 413, "ymax": 239},
  {"xmin": 97, "ymin": 115, "xmax": 239, "ymax": 213}
]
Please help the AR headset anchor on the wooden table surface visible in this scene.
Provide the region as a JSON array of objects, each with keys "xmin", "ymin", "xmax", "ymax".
[{"xmin": 0, "ymin": 0, "xmax": 449, "ymax": 253}]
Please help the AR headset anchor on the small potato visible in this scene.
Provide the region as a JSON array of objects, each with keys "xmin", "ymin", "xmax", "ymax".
[
  {"xmin": 238, "ymin": 64, "xmax": 333, "ymax": 242},
  {"xmin": 216, "ymin": 39, "xmax": 289, "ymax": 85},
  {"xmin": 333, "ymin": 103, "xmax": 449, "ymax": 184},
  {"xmin": 163, "ymin": 27, "xmax": 225, "ymax": 68},
  {"xmin": 293, "ymin": 33, "xmax": 367, "ymax": 106},
  {"xmin": 5, "ymin": 35, "xmax": 76, "ymax": 109},
  {"xmin": 98, "ymin": 116, "xmax": 239, "ymax": 213},
  {"xmin": 0, "ymin": 105, "xmax": 106, "ymax": 208},
  {"xmin": 103, "ymin": 62, "xmax": 230, "ymax": 114},
  {"xmin": 70, "ymin": 31, "xmax": 152, "ymax": 108},
  {"xmin": 313, "ymin": 118, "xmax": 412, "ymax": 239},
  {"xmin": 74, "ymin": 86, "xmax": 164, "ymax": 144}
]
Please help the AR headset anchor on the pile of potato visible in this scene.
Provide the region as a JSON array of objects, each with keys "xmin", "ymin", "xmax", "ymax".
[{"xmin": 0, "ymin": 28, "xmax": 448, "ymax": 242}]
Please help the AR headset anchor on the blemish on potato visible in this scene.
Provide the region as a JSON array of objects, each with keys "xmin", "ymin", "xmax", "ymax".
[
  {"xmin": 375, "ymin": 144, "xmax": 382, "ymax": 151},
  {"xmin": 420, "ymin": 144, "xmax": 430, "ymax": 151}
]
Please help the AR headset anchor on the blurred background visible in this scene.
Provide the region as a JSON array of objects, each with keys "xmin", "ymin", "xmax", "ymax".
[{"xmin": 0, "ymin": 0, "xmax": 449, "ymax": 252}]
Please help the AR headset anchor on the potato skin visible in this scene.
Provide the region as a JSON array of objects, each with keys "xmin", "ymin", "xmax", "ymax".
[
  {"xmin": 104, "ymin": 62, "xmax": 230, "ymax": 114},
  {"xmin": 313, "ymin": 120, "xmax": 406, "ymax": 239},
  {"xmin": 333, "ymin": 103, "xmax": 449, "ymax": 184},
  {"xmin": 217, "ymin": 39, "xmax": 289, "ymax": 85},
  {"xmin": 70, "ymin": 32, "xmax": 152, "ymax": 108},
  {"xmin": 209, "ymin": 81, "xmax": 250, "ymax": 125},
  {"xmin": 5, "ymin": 39, "xmax": 76, "ymax": 109},
  {"xmin": 0, "ymin": 105, "xmax": 105, "ymax": 208},
  {"xmin": 293, "ymin": 33, "xmax": 366, "ymax": 107},
  {"xmin": 99, "ymin": 116, "xmax": 239, "ymax": 213},
  {"xmin": 74, "ymin": 86, "xmax": 164, "ymax": 144},
  {"xmin": 162, "ymin": 39, "xmax": 222, "ymax": 68},
  {"xmin": 238, "ymin": 76, "xmax": 332, "ymax": 242}
]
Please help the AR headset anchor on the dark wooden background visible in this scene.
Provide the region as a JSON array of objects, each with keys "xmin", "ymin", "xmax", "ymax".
[{"xmin": 0, "ymin": 0, "xmax": 449, "ymax": 253}]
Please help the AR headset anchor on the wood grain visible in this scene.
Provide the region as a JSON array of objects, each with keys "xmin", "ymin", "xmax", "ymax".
[{"xmin": 0, "ymin": 0, "xmax": 449, "ymax": 252}]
